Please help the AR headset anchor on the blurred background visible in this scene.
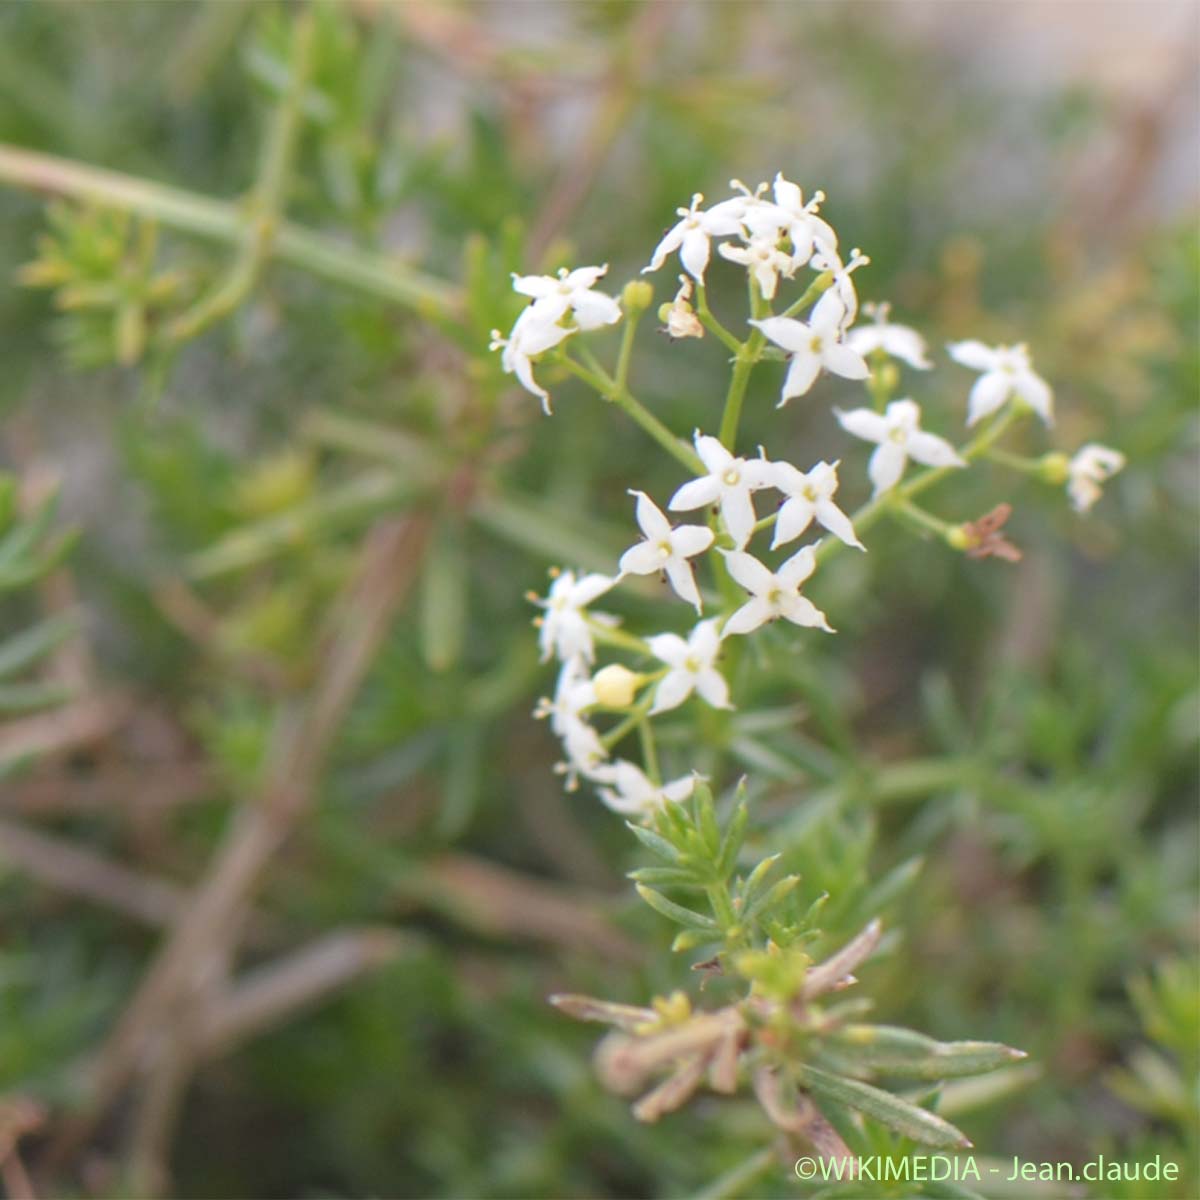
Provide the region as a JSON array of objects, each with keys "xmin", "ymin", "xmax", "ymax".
[{"xmin": 0, "ymin": 2, "xmax": 1196, "ymax": 1197}]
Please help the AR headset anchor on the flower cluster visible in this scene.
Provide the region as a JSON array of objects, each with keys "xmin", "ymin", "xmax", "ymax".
[{"xmin": 503, "ymin": 172, "xmax": 1126, "ymax": 823}]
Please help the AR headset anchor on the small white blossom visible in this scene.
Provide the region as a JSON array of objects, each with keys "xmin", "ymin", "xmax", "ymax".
[
  {"xmin": 809, "ymin": 247, "xmax": 870, "ymax": 334},
  {"xmin": 490, "ymin": 305, "xmax": 574, "ymax": 413},
  {"xmin": 644, "ymin": 192, "xmax": 748, "ymax": 283},
  {"xmin": 947, "ymin": 340, "xmax": 1054, "ymax": 427},
  {"xmin": 593, "ymin": 759, "xmax": 696, "ymax": 818},
  {"xmin": 720, "ymin": 546, "xmax": 833, "ymax": 637},
  {"xmin": 750, "ymin": 290, "xmax": 870, "ymax": 406},
  {"xmin": 647, "ymin": 618, "xmax": 732, "ymax": 714},
  {"xmin": 511, "ymin": 264, "xmax": 622, "ymax": 331},
  {"xmin": 534, "ymin": 656, "xmax": 596, "ymax": 736},
  {"xmin": 555, "ymin": 715, "xmax": 611, "ymax": 792},
  {"xmin": 846, "ymin": 302, "xmax": 932, "ymax": 370},
  {"xmin": 618, "ymin": 491, "xmax": 714, "ymax": 613},
  {"xmin": 1067, "ymin": 444, "xmax": 1125, "ymax": 513},
  {"xmin": 770, "ymin": 173, "xmax": 838, "ymax": 262},
  {"xmin": 668, "ymin": 432, "xmax": 774, "ymax": 549},
  {"xmin": 718, "ymin": 232, "xmax": 796, "ymax": 301},
  {"xmin": 761, "ymin": 457, "xmax": 864, "ymax": 551},
  {"xmin": 836, "ymin": 398, "xmax": 967, "ymax": 496},
  {"xmin": 534, "ymin": 569, "xmax": 617, "ymax": 664}
]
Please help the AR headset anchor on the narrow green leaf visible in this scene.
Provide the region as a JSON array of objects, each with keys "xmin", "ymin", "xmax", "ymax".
[
  {"xmin": 419, "ymin": 521, "xmax": 467, "ymax": 673},
  {"xmin": 635, "ymin": 884, "xmax": 719, "ymax": 932},
  {"xmin": 0, "ymin": 612, "xmax": 77, "ymax": 679},
  {"xmin": 715, "ymin": 799, "xmax": 748, "ymax": 879},
  {"xmin": 743, "ymin": 874, "xmax": 800, "ymax": 925},
  {"xmin": 830, "ymin": 1025, "xmax": 1027, "ymax": 1080},
  {"xmin": 626, "ymin": 866, "xmax": 703, "ymax": 887},
  {"xmin": 797, "ymin": 1064, "xmax": 972, "ymax": 1149},
  {"xmin": 0, "ymin": 680, "xmax": 73, "ymax": 715},
  {"xmin": 625, "ymin": 820, "xmax": 683, "ymax": 864}
]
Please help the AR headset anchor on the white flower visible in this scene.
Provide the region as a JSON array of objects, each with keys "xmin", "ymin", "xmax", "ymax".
[
  {"xmin": 809, "ymin": 246, "xmax": 870, "ymax": 333},
  {"xmin": 644, "ymin": 192, "xmax": 748, "ymax": 283},
  {"xmin": 593, "ymin": 759, "xmax": 696, "ymax": 818},
  {"xmin": 555, "ymin": 716, "xmax": 611, "ymax": 792},
  {"xmin": 534, "ymin": 569, "xmax": 618, "ymax": 664},
  {"xmin": 750, "ymin": 290, "xmax": 870, "ymax": 406},
  {"xmin": 534, "ymin": 657, "xmax": 596, "ymax": 736},
  {"xmin": 647, "ymin": 619, "xmax": 732, "ymax": 714},
  {"xmin": 490, "ymin": 305, "xmax": 575, "ymax": 414},
  {"xmin": 846, "ymin": 302, "xmax": 932, "ymax": 370},
  {"xmin": 770, "ymin": 173, "xmax": 838, "ymax": 262},
  {"xmin": 836, "ymin": 398, "xmax": 966, "ymax": 496},
  {"xmin": 618, "ymin": 491, "xmax": 714, "ymax": 613},
  {"xmin": 947, "ymin": 340, "xmax": 1054, "ymax": 427},
  {"xmin": 761, "ymin": 457, "xmax": 864, "ymax": 551},
  {"xmin": 718, "ymin": 232, "xmax": 796, "ymax": 301},
  {"xmin": 511, "ymin": 264, "xmax": 622, "ymax": 331},
  {"xmin": 720, "ymin": 546, "xmax": 833, "ymax": 636},
  {"xmin": 1067, "ymin": 444, "xmax": 1125, "ymax": 513},
  {"xmin": 668, "ymin": 432, "xmax": 774, "ymax": 549}
]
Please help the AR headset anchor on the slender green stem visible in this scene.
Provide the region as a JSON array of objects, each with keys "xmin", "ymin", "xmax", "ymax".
[
  {"xmin": 560, "ymin": 350, "xmax": 703, "ymax": 474},
  {"xmin": 891, "ymin": 499, "xmax": 955, "ymax": 540},
  {"xmin": 0, "ymin": 145, "xmax": 460, "ymax": 317},
  {"xmin": 984, "ymin": 446, "xmax": 1042, "ymax": 473},
  {"xmin": 167, "ymin": 8, "xmax": 316, "ymax": 343},
  {"xmin": 586, "ymin": 619, "xmax": 652, "ymax": 657},
  {"xmin": 602, "ymin": 695, "xmax": 654, "ymax": 750},
  {"xmin": 779, "ymin": 269, "xmax": 832, "ymax": 319},
  {"xmin": 694, "ymin": 283, "xmax": 742, "ymax": 355},
  {"xmin": 614, "ymin": 306, "xmax": 639, "ymax": 393},
  {"xmin": 638, "ymin": 716, "xmax": 661, "ymax": 784}
]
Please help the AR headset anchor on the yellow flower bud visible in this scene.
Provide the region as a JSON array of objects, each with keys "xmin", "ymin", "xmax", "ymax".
[
  {"xmin": 621, "ymin": 279, "xmax": 654, "ymax": 313},
  {"xmin": 1038, "ymin": 451, "xmax": 1071, "ymax": 485},
  {"xmin": 592, "ymin": 664, "xmax": 642, "ymax": 708}
]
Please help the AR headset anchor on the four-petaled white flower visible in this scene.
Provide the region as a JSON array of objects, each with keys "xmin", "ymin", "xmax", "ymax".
[
  {"xmin": 618, "ymin": 491, "xmax": 714, "ymax": 613},
  {"xmin": 1067, "ymin": 444, "xmax": 1125, "ymax": 513},
  {"xmin": 846, "ymin": 302, "xmax": 932, "ymax": 370},
  {"xmin": 668, "ymin": 432, "xmax": 773, "ymax": 549},
  {"xmin": 511, "ymin": 264, "xmax": 622, "ymax": 331},
  {"xmin": 490, "ymin": 306, "xmax": 575, "ymax": 413},
  {"xmin": 644, "ymin": 192, "xmax": 748, "ymax": 283},
  {"xmin": 762, "ymin": 457, "xmax": 864, "ymax": 551},
  {"xmin": 593, "ymin": 760, "xmax": 697, "ymax": 818},
  {"xmin": 555, "ymin": 715, "xmax": 611, "ymax": 792},
  {"xmin": 836, "ymin": 399, "xmax": 966, "ymax": 497},
  {"xmin": 750, "ymin": 290, "xmax": 870, "ymax": 407},
  {"xmin": 947, "ymin": 340, "xmax": 1054, "ymax": 427},
  {"xmin": 534, "ymin": 657, "xmax": 596, "ymax": 737},
  {"xmin": 770, "ymin": 173, "xmax": 838, "ymax": 262},
  {"xmin": 535, "ymin": 569, "xmax": 617, "ymax": 664},
  {"xmin": 647, "ymin": 619, "xmax": 732, "ymax": 714},
  {"xmin": 718, "ymin": 233, "xmax": 796, "ymax": 301},
  {"xmin": 720, "ymin": 546, "xmax": 833, "ymax": 636}
]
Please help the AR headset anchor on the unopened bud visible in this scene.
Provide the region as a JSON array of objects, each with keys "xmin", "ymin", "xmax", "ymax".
[
  {"xmin": 621, "ymin": 279, "xmax": 654, "ymax": 313},
  {"xmin": 946, "ymin": 524, "xmax": 972, "ymax": 551},
  {"xmin": 1038, "ymin": 452, "xmax": 1071, "ymax": 485},
  {"xmin": 592, "ymin": 664, "xmax": 642, "ymax": 708}
]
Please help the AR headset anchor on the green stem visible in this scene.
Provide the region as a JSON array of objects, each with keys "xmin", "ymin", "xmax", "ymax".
[
  {"xmin": 694, "ymin": 283, "xmax": 742, "ymax": 355},
  {"xmin": 984, "ymin": 446, "xmax": 1042, "ymax": 473},
  {"xmin": 167, "ymin": 7, "xmax": 316, "ymax": 343},
  {"xmin": 586, "ymin": 619, "xmax": 652, "ymax": 657},
  {"xmin": 0, "ymin": 145, "xmax": 460, "ymax": 318},
  {"xmin": 614, "ymin": 305, "xmax": 639, "ymax": 393},
  {"xmin": 559, "ymin": 351, "xmax": 702, "ymax": 474},
  {"xmin": 779, "ymin": 269, "xmax": 833, "ymax": 319},
  {"xmin": 891, "ymin": 499, "xmax": 955, "ymax": 541},
  {"xmin": 638, "ymin": 716, "xmax": 661, "ymax": 784}
]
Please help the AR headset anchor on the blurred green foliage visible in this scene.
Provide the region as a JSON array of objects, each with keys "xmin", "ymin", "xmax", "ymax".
[{"xmin": 0, "ymin": 2, "xmax": 1195, "ymax": 1198}]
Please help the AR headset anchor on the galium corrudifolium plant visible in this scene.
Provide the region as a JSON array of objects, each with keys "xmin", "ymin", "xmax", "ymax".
[{"xmin": 491, "ymin": 173, "xmax": 1125, "ymax": 1176}]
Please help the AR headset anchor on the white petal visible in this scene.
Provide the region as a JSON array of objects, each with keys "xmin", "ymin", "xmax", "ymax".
[
  {"xmin": 511, "ymin": 273, "xmax": 557, "ymax": 299},
  {"xmin": 632, "ymin": 490, "xmax": 672, "ymax": 540},
  {"xmin": 1015, "ymin": 370, "xmax": 1054, "ymax": 426},
  {"xmin": 885, "ymin": 398, "xmax": 922, "ymax": 430},
  {"xmin": 647, "ymin": 632, "xmax": 689, "ymax": 667},
  {"xmin": 720, "ymin": 487, "xmax": 757, "ymax": 549},
  {"xmin": 814, "ymin": 498, "xmax": 864, "ymax": 550},
  {"xmin": 572, "ymin": 574, "xmax": 617, "ymax": 606},
  {"xmin": 810, "ymin": 287, "xmax": 847, "ymax": 335},
  {"xmin": 689, "ymin": 618, "xmax": 722, "ymax": 661},
  {"xmin": 717, "ymin": 242, "xmax": 752, "ymax": 266},
  {"xmin": 750, "ymin": 315, "xmax": 810, "ymax": 354},
  {"xmin": 822, "ymin": 342, "xmax": 870, "ymax": 381},
  {"xmin": 881, "ymin": 325, "xmax": 932, "ymax": 369},
  {"xmin": 660, "ymin": 775, "xmax": 698, "ymax": 804},
  {"xmin": 836, "ymin": 407, "xmax": 889, "ymax": 444},
  {"xmin": 511, "ymin": 352, "xmax": 550, "ymax": 410},
  {"xmin": 664, "ymin": 558, "xmax": 703, "ymax": 612},
  {"xmin": 720, "ymin": 549, "xmax": 775, "ymax": 595},
  {"xmin": 695, "ymin": 667, "xmax": 732, "ymax": 709},
  {"xmin": 778, "ymin": 545, "xmax": 817, "ymax": 589},
  {"xmin": 722, "ymin": 597, "xmax": 773, "ymax": 637},
  {"xmin": 563, "ymin": 264, "xmax": 607, "ymax": 290},
  {"xmin": 669, "ymin": 476, "xmax": 721, "ymax": 512},
  {"xmin": 619, "ymin": 541, "xmax": 667, "ymax": 577},
  {"xmin": 694, "ymin": 434, "xmax": 733, "ymax": 474},
  {"xmin": 680, "ymin": 227, "xmax": 712, "ymax": 281},
  {"xmin": 670, "ymin": 523, "xmax": 715, "ymax": 559},
  {"xmin": 947, "ymin": 340, "xmax": 999, "ymax": 371},
  {"xmin": 754, "ymin": 261, "xmax": 778, "ymax": 300},
  {"xmin": 772, "ymin": 496, "xmax": 815, "ymax": 548},
  {"xmin": 868, "ymin": 441, "xmax": 908, "ymax": 495},
  {"xmin": 966, "ymin": 371, "xmax": 1012, "ymax": 427},
  {"xmin": 780, "ymin": 593, "xmax": 834, "ymax": 632},
  {"xmin": 781, "ymin": 350, "xmax": 821, "ymax": 403},
  {"xmin": 645, "ymin": 222, "xmax": 685, "ymax": 273},
  {"xmin": 571, "ymin": 290, "xmax": 622, "ymax": 331},
  {"xmin": 650, "ymin": 668, "xmax": 694, "ymax": 714},
  {"xmin": 907, "ymin": 431, "xmax": 967, "ymax": 469}
]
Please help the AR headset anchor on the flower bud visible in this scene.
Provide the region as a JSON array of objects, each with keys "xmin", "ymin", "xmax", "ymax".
[
  {"xmin": 946, "ymin": 524, "xmax": 972, "ymax": 551},
  {"xmin": 592, "ymin": 664, "xmax": 642, "ymax": 708},
  {"xmin": 621, "ymin": 279, "xmax": 654, "ymax": 313},
  {"xmin": 1038, "ymin": 451, "xmax": 1071, "ymax": 485}
]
